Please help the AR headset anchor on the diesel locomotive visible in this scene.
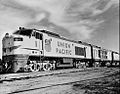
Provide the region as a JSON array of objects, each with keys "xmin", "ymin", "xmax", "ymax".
[{"xmin": 1, "ymin": 27, "xmax": 120, "ymax": 73}]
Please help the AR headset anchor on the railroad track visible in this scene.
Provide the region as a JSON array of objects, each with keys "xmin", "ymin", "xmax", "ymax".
[
  {"xmin": 0, "ymin": 67, "xmax": 119, "ymax": 94},
  {"xmin": 0, "ymin": 67, "xmax": 117, "ymax": 83},
  {"xmin": 8, "ymin": 70, "xmax": 119, "ymax": 94},
  {"xmin": 0, "ymin": 67, "xmax": 110, "ymax": 83}
]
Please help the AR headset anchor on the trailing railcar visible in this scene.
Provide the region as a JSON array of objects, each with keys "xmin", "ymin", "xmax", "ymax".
[
  {"xmin": 112, "ymin": 52, "xmax": 120, "ymax": 67},
  {"xmin": 105, "ymin": 50, "xmax": 113, "ymax": 66},
  {"xmin": 97, "ymin": 48, "xmax": 106, "ymax": 66},
  {"xmin": 90, "ymin": 45, "xmax": 101, "ymax": 67}
]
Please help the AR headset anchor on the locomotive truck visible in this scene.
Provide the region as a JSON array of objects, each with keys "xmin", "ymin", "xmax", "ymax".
[{"xmin": 1, "ymin": 27, "xmax": 120, "ymax": 73}]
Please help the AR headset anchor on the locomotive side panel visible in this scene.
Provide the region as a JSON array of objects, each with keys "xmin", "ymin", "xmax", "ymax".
[
  {"xmin": 43, "ymin": 34, "xmax": 75, "ymax": 58},
  {"xmin": 113, "ymin": 52, "xmax": 120, "ymax": 61},
  {"xmin": 43, "ymin": 34, "xmax": 89, "ymax": 59},
  {"xmin": 92, "ymin": 46, "xmax": 101, "ymax": 60},
  {"xmin": 73, "ymin": 42, "xmax": 87, "ymax": 59},
  {"xmin": 107, "ymin": 50, "xmax": 112, "ymax": 61},
  {"xmin": 100, "ymin": 49, "xmax": 112, "ymax": 61},
  {"xmin": 85, "ymin": 45, "xmax": 91, "ymax": 59},
  {"xmin": 100, "ymin": 49, "xmax": 108, "ymax": 61}
]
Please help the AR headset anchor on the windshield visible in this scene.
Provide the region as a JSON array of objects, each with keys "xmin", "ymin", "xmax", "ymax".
[{"xmin": 13, "ymin": 29, "xmax": 33, "ymax": 36}]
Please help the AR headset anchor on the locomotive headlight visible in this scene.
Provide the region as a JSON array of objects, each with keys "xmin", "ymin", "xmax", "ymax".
[
  {"xmin": 5, "ymin": 33, "xmax": 9, "ymax": 38},
  {"xmin": 14, "ymin": 37, "xmax": 23, "ymax": 41}
]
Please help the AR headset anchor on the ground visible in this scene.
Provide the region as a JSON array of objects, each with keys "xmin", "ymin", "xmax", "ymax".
[
  {"xmin": 0, "ymin": 67, "xmax": 119, "ymax": 94},
  {"xmin": 73, "ymin": 71, "xmax": 120, "ymax": 94}
]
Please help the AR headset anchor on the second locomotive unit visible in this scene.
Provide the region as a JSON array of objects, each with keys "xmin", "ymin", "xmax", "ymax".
[{"xmin": 2, "ymin": 27, "xmax": 120, "ymax": 72}]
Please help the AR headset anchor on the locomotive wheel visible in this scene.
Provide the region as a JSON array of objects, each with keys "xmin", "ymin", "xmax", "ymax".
[
  {"xmin": 24, "ymin": 63, "xmax": 40, "ymax": 72},
  {"xmin": 0, "ymin": 66, "xmax": 3, "ymax": 73},
  {"xmin": 52, "ymin": 63, "xmax": 56, "ymax": 70},
  {"xmin": 24, "ymin": 65, "xmax": 29, "ymax": 72},
  {"xmin": 81, "ymin": 62, "xmax": 86, "ymax": 68},
  {"xmin": 5, "ymin": 62, "xmax": 8, "ymax": 69},
  {"xmin": 76, "ymin": 62, "xmax": 86, "ymax": 69},
  {"xmin": 30, "ymin": 63, "xmax": 39, "ymax": 72},
  {"xmin": 36, "ymin": 63, "xmax": 41, "ymax": 71},
  {"xmin": 50, "ymin": 61, "xmax": 56, "ymax": 70},
  {"xmin": 75, "ymin": 61, "xmax": 81, "ymax": 68},
  {"xmin": 73, "ymin": 62, "xmax": 76, "ymax": 68},
  {"xmin": 75, "ymin": 62, "xmax": 79, "ymax": 68},
  {"xmin": 12, "ymin": 62, "xmax": 19, "ymax": 73},
  {"xmin": 106, "ymin": 62, "xmax": 110, "ymax": 67},
  {"xmin": 94, "ymin": 62, "xmax": 100, "ymax": 67},
  {"xmin": 43, "ymin": 63, "xmax": 52, "ymax": 71}
]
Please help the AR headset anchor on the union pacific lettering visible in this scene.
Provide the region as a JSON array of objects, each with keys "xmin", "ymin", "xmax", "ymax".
[
  {"xmin": 57, "ymin": 41, "xmax": 71, "ymax": 48},
  {"xmin": 56, "ymin": 48, "xmax": 72, "ymax": 55},
  {"xmin": 56, "ymin": 41, "xmax": 72, "ymax": 55}
]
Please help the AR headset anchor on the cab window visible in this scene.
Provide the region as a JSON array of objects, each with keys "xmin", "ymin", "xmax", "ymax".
[{"xmin": 32, "ymin": 32, "xmax": 42, "ymax": 40}]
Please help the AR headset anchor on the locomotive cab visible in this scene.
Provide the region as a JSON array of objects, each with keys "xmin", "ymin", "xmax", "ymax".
[
  {"xmin": 2, "ymin": 28, "xmax": 44, "ymax": 72},
  {"xmin": 13, "ymin": 27, "xmax": 43, "ymax": 56}
]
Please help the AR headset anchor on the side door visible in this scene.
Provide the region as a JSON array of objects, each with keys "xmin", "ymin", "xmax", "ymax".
[{"xmin": 31, "ymin": 31, "xmax": 43, "ymax": 56}]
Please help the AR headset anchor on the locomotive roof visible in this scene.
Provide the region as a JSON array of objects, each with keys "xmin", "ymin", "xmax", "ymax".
[
  {"xmin": 17, "ymin": 27, "xmax": 91, "ymax": 46},
  {"xmin": 14, "ymin": 27, "xmax": 60, "ymax": 37},
  {"xmin": 13, "ymin": 28, "xmax": 33, "ymax": 36},
  {"xmin": 34, "ymin": 29, "xmax": 60, "ymax": 37},
  {"xmin": 14, "ymin": 27, "xmax": 119, "ymax": 54},
  {"xmin": 36, "ymin": 28, "xmax": 93, "ymax": 47}
]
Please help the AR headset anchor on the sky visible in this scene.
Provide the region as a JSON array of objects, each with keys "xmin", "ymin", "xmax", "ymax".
[{"xmin": 0, "ymin": 0, "xmax": 119, "ymax": 58}]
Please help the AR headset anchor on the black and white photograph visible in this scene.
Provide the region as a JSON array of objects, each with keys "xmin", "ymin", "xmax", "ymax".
[{"xmin": 0, "ymin": 0, "xmax": 119, "ymax": 94}]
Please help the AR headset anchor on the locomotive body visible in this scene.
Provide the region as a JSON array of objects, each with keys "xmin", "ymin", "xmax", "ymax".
[
  {"xmin": 43, "ymin": 33, "xmax": 92, "ymax": 60},
  {"xmin": 1, "ymin": 27, "xmax": 120, "ymax": 72}
]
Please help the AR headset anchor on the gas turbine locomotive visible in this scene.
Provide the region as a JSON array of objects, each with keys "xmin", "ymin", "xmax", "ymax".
[{"xmin": 2, "ymin": 27, "xmax": 120, "ymax": 72}]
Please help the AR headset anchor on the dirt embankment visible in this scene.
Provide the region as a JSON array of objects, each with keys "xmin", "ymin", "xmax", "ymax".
[{"xmin": 73, "ymin": 71, "xmax": 120, "ymax": 94}]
